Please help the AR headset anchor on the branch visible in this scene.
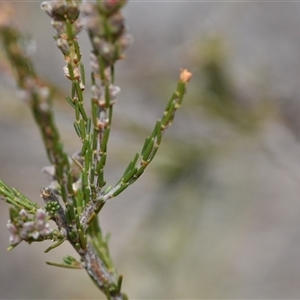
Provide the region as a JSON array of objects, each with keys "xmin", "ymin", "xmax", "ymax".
[
  {"xmin": 80, "ymin": 69, "xmax": 192, "ymax": 229},
  {"xmin": 0, "ymin": 12, "xmax": 71, "ymax": 204}
]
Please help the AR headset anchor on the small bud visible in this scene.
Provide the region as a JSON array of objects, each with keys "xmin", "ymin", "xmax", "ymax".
[
  {"xmin": 79, "ymin": 81, "xmax": 85, "ymax": 90},
  {"xmin": 66, "ymin": 0, "xmax": 80, "ymax": 21},
  {"xmin": 38, "ymin": 102, "xmax": 50, "ymax": 113},
  {"xmin": 40, "ymin": 224, "xmax": 53, "ymax": 236},
  {"xmin": 85, "ymin": 17, "xmax": 102, "ymax": 37},
  {"xmin": 18, "ymin": 89, "xmax": 31, "ymax": 103},
  {"xmin": 31, "ymin": 230, "xmax": 40, "ymax": 240},
  {"xmin": 23, "ymin": 221, "xmax": 35, "ymax": 232},
  {"xmin": 118, "ymin": 33, "xmax": 133, "ymax": 52},
  {"xmin": 9, "ymin": 234, "xmax": 21, "ymax": 246},
  {"xmin": 38, "ymin": 86, "xmax": 50, "ymax": 102},
  {"xmin": 72, "ymin": 180, "xmax": 81, "ymax": 192},
  {"xmin": 19, "ymin": 209, "xmax": 28, "ymax": 218},
  {"xmin": 40, "ymin": 1, "xmax": 53, "ymax": 17},
  {"xmin": 56, "ymin": 37, "xmax": 70, "ymax": 55},
  {"xmin": 7, "ymin": 221, "xmax": 17, "ymax": 234},
  {"xmin": 23, "ymin": 77, "xmax": 36, "ymax": 92},
  {"xmin": 36, "ymin": 209, "xmax": 47, "ymax": 221},
  {"xmin": 100, "ymin": 41, "xmax": 114, "ymax": 55},
  {"xmin": 73, "ymin": 18, "xmax": 85, "ymax": 36},
  {"xmin": 63, "ymin": 65, "xmax": 80, "ymax": 80},
  {"xmin": 93, "ymin": 39, "xmax": 115, "ymax": 64},
  {"xmin": 108, "ymin": 12, "xmax": 125, "ymax": 38},
  {"xmin": 19, "ymin": 228, "xmax": 28, "ymax": 239},
  {"xmin": 36, "ymin": 220, "xmax": 45, "ymax": 231},
  {"xmin": 109, "ymin": 85, "xmax": 121, "ymax": 99},
  {"xmin": 63, "ymin": 65, "xmax": 70, "ymax": 78},
  {"xmin": 90, "ymin": 61, "xmax": 100, "ymax": 74},
  {"xmin": 91, "ymin": 84, "xmax": 102, "ymax": 99},
  {"xmin": 90, "ymin": 52, "xmax": 100, "ymax": 73},
  {"xmin": 179, "ymin": 69, "xmax": 192, "ymax": 83},
  {"xmin": 51, "ymin": 0, "xmax": 67, "ymax": 17},
  {"xmin": 73, "ymin": 67, "xmax": 80, "ymax": 79},
  {"xmin": 51, "ymin": 19, "xmax": 66, "ymax": 36}
]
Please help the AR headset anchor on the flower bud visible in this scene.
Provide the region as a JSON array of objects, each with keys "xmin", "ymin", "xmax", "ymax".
[
  {"xmin": 7, "ymin": 221, "xmax": 17, "ymax": 234},
  {"xmin": 51, "ymin": 18, "xmax": 66, "ymax": 36},
  {"xmin": 63, "ymin": 65, "xmax": 80, "ymax": 80},
  {"xmin": 30, "ymin": 230, "xmax": 40, "ymax": 240},
  {"xmin": 85, "ymin": 16, "xmax": 103, "ymax": 37},
  {"xmin": 23, "ymin": 221, "xmax": 35, "ymax": 232},
  {"xmin": 51, "ymin": 0, "xmax": 67, "ymax": 18},
  {"xmin": 40, "ymin": 1, "xmax": 53, "ymax": 17},
  {"xmin": 66, "ymin": 0, "xmax": 80, "ymax": 21},
  {"xmin": 56, "ymin": 37, "xmax": 70, "ymax": 55},
  {"xmin": 108, "ymin": 12, "xmax": 125, "ymax": 38},
  {"xmin": 36, "ymin": 208, "xmax": 47, "ymax": 221},
  {"xmin": 118, "ymin": 33, "xmax": 133, "ymax": 52},
  {"xmin": 40, "ymin": 224, "xmax": 53, "ymax": 236},
  {"xmin": 19, "ymin": 209, "xmax": 28, "ymax": 218},
  {"xmin": 109, "ymin": 85, "xmax": 120, "ymax": 99},
  {"xmin": 91, "ymin": 84, "xmax": 102, "ymax": 99},
  {"xmin": 9, "ymin": 234, "xmax": 21, "ymax": 245},
  {"xmin": 73, "ymin": 18, "xmax": 85, "ymax": 36}
]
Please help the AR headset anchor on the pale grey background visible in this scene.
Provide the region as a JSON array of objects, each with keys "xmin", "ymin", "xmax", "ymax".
[{"xmin": 1, "ymin": 1, "xmax": 300, "ymax": 299}]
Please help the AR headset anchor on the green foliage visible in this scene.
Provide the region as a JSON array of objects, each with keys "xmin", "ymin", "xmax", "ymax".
[{"xmin": 0, "ymin": 1, "xmax": 191, "ymax": 299}]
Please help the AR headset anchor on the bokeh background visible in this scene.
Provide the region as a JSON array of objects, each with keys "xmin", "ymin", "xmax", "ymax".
[{"xmin": 1, "ymin": 1, "xmax": 300, "ymax": 299}]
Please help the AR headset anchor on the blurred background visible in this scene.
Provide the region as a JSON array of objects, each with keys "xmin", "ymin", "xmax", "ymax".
[{"xmin": 1, "ymin": 1, "xmax": 300, "ymax": 299}]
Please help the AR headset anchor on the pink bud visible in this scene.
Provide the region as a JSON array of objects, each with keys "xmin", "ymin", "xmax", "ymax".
[
  {"xmin": 7, "ymin": 221, "xmax": 18, "ymax": 234},
  {"xmin": 9, "ymin": 234, "xmax": 21, "ymax": 245},
  {"xmin": 19, "ymin": 209, "xmax": 28, "ymax": 218}
]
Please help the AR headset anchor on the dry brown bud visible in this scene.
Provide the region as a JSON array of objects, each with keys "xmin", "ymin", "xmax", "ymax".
[
  {"xmin": 108, "ymin": 12, "xmax": 125, "ymax": 37},
  {"xmin": 66, "ymin": 0, "xmax": 80, "ymax": 21},
  {"xmin": 51, "ymin": 0, "xmax": 67, "ymax": 17}
]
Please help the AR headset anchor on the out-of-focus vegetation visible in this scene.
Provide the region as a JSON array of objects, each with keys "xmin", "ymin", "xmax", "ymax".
[{"xmin": 116, "ymin": 36, "xmax": 278, "ymax": 298}]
